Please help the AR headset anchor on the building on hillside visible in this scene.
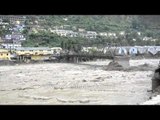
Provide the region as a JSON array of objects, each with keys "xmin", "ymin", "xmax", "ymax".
[
  {"xmin": 99, "ymin": 32, "xmax": 108, "ymax": 37},
  {"xmin": 79, "ymin": 31, "xmax": 97, "ymax": 39},
  {"xmin": 78, "ymin": 28, "xmax": 85, "ymax": 32},
  {"xmin": 81, "ymin": 47, "xmax": 98, "ymax": 53},
  {"xmin": 119, "ymin": 31, "xmax": 125, "ymax": 36},
  {"xmin": 67, "ymin": 32, "xmax": 78, "ymax": 37},
  {"xmin": 108, "ymin": 32, "xmax": 116, "ymax": 37},
  {"xmin": 11, "ymin": 34, "xmax": 26, "ymax": 41},
  {"xmin": 51, "ymin": 29, "xmax": 78, "ymax": 37},
  {"xmin": 0, "ymin": 15, "xmax": 26, "ymax": 24},
  {"xmin": 86, "ymin": 31, "xmax": 97, "ymax": 38},
  {"xmin": 51, "ymin": 47, "xmax": 62, "ymax": 55},
  {"xmin": 2, "ymin": 34, "xmax": 26, "ymax": 44},
  {"xmin": 1, "ymin": 43, "xmax": 21, "ymax": 50}
]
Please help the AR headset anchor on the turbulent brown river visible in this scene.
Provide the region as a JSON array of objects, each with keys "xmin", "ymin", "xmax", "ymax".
[{"xmin": 0, "ymin": 59, "xmax": 159, "ymax": 105}]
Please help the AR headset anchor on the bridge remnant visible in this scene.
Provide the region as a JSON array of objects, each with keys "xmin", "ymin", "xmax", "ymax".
[{"xmin": 113, "ymin": 56, "xmax": 130, "ymax": 69}]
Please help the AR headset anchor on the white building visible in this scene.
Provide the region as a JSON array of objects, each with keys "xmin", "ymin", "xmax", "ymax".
[
  {"xmin": 63, "ymin": 18, "xmax": 68, "ymax": 21},
  {"xmin": 108, "ymin": 33, "xmax": 116, "ymax": 37},
  {"xmin": 137, "ymin": 32, "xmax": 141, "ymax": 36},
  {"xmin": 99, "ymin": 32, "xmax": 108, "ymax": 37},
  {"xmin": 5, "ymin": 35, "xmax": 12, "ymax": 40},
  {"xmin": 133, "ymin": 39, "xmax": 136, "ymax": 41},
  {"xmin": 80, "ymin": 31, "xmax": 97, "ymax": 39},
  {"xmin": 81, "ymin": 47, "xmax": 97, "ymax": 53},
  {"xmin": 143, "ymin": 37, "xmax": 152, "ymax": 41},
  {"xmin": 51, "ymin": 29, "xmax": 78, "ymax": 38},
  {"xmin": 78, "ymin": 28, "xmax": 85, "ymax": 32},
  {"xmin": 51, "ymin": 47, "xmax": 62, "ymax": 55},
  {"xmin": 119, "ymin": 31, "xmax": 125, "ymax": 36},
  {"xmin": 1, "ymin": 43, "xmax": 21, "ymax": 49},
  {"xmin": 5, "ymin": 34, "xmax": 26, "ymax": 41}
]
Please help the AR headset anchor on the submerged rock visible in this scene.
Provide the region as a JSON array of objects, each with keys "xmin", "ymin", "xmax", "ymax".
[{"xmin": 105, "ymin": 61, "xmax": 125, "ymax": 71}]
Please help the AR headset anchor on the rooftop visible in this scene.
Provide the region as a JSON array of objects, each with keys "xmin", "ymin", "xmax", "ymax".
[
  {"xmin": 0, "ymin": 49, "xmax": 9, "ymax": 52},
  {"xmin": 15, "ymin": 47, "xmax": 51, "ymax": 51}
]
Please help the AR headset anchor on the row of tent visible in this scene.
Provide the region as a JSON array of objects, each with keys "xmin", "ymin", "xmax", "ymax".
[{"xmin": 110, "ymin": 46, "xmax": 160, "ymax": 56}]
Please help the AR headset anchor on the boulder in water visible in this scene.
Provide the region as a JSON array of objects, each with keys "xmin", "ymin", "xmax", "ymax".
[{"xmin": 106, "ymin": 61, "xmax": 124, "ymax": 71}]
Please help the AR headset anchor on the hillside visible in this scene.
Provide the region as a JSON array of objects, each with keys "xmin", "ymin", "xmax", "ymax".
[
  {"xmin": 26, "ymin": 15, "xmax": 136, "ymax": 31},
  {"xmin": 26, "ymin": 15, "xmax": 160, "ymax": 31},
  {"xmin": 2, "ymin": 15, "xmax": 160, "ymax": 48}
]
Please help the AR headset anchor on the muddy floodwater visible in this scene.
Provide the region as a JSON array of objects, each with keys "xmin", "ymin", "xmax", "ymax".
[{"xmin": 0, "ymin": 59, "xmax": 159, "ymax": 105}]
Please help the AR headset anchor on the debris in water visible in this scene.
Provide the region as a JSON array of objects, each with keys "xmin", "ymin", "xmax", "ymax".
[
  {"xmin": 82, "ymin": 79, "xmax": 87, "ymax": 82},
  {"xmin": 105, "ymin": 62, "xmax": 155, "ymax": 71},
  {"xmin": 105, "ymin": 61, "xmax": 124, "ymax": 71}
]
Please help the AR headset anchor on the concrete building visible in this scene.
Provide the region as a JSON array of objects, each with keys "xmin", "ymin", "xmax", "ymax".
[
  {"xmin": 1, "ymin": 43, "xmax": 21, "ymax": 49},
  {"xmin": 79, "ymin": 31, "xmax": 97, "ymax": 39},
  {"xmin": 51, "ymin": 47, "xmax": 62, "ymax": 55},
  {"xmin": 14, "ymin": 47, "xmax": 53, "ymax": 61},
  {"xmin": 3, "ymin": 34, "xmax": 26, "ymax": 43},
  {"xmin": 99, "ymin": 32, "xmax": 108, "ymax": 37},
  {"xmin": 0, "ymin": 49, "xmax": 10, "ymax": 60}
]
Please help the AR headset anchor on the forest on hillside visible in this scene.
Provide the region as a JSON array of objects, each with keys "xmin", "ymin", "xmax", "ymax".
[{"xmin": 2, "ymin": 15, "xmax": 160, "ymax": 48}]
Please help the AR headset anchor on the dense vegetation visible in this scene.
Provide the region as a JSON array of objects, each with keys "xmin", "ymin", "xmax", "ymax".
[{"xmin": 3, "ymin": 15, "xmax": 160, "ymax": 47}]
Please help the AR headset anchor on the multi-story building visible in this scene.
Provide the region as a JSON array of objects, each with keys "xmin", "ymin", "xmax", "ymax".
[
  {"xmin": 3, "ymin": 34, "xmax": 26, "ymax": 43},
  {"xmin": 1, "ymin": 43, "xmax": 21, "ymax": 49},
  {"xmin": 14, "ymin": 47, "xmax": 53, "ymax": 61}
]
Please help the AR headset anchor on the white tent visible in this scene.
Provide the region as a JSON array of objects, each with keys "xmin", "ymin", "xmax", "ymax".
[
  {"xmin": 148, "ymin": 46, "xmax": 158, "ymax": 55},
  {"xmin": 129, "ymin": 47, "xmax": 138, "ymax": 55},
  {"xmin": 136, "ymin": 46, "xmax": 147, "ymax": 54},
  {"xmin": 156, "ymin": 46, "xmax": 160, "ymax": 52},
  {"xmin": 117, "ymin": 47, "xmax": 127, "ymax": 55}
]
